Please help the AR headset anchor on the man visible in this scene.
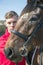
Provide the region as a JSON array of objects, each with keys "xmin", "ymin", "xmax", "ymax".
[{"xmin": 0, "ymin": 11, "xmax": 25, "ymax": 65}]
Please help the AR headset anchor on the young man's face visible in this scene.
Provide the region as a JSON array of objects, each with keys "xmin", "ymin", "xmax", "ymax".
[{"xmin": 6, "ymin": 16, "xmax": 18, "ymax": 33}]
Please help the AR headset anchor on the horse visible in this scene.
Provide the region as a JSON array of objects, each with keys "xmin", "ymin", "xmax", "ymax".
[{"xmin": 4, "ymin": 0, "xmax": 43, "ymax": 65}]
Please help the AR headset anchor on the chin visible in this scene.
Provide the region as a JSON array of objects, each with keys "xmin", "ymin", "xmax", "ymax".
[{"xmin": 8, "ymin": 55, "xmax": 22, "ymax": 63}]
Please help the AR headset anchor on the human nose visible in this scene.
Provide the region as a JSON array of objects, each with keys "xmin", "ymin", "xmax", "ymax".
[{"xmin": 10, "ymin": 23, "xmax": 14, "ymax": 26}]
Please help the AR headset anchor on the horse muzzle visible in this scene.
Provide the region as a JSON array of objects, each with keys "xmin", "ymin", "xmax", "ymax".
[
  {"xmin": 4, "ymin": 47, "xmax": 22, "ymax": 62},
  {"xmin": 4, "ymin": 47, "xmax": 14, "ymax": 59}
]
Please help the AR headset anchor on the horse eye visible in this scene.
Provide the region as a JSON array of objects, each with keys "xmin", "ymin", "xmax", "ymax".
[
  {"xmin": 30, "ymin": 16, "xmax": 38, "ymax": 21},
  {"xmin": 29, "ymin": 15, "xmax": 38, "ymax": 25}
]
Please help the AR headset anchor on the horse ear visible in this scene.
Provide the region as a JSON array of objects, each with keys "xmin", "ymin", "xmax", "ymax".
[
  {"xmin": 40, "ymin": 0, "xmax": 43, "ymax": 3},
  {"xmin": 37, "ymin": 0, "xmax": 43, "ymax": 3}
]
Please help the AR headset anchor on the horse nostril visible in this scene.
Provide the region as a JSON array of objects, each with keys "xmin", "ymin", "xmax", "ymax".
[{"xmin": 4, "ymin": 48, "xmax": 14, "ymax": 58}]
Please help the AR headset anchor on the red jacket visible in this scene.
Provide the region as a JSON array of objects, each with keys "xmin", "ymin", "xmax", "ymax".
[{"xmin": 0, "ymin": 29, "xmax": 26, "ymax": 65}]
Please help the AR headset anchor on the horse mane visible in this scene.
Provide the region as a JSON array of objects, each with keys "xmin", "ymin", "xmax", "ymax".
[
  {"xmin": 20, "ymin": 0, "xmax": 43, "ymax": 17},
  {"xmin": 27, "ymin": 0, "xmax": 43, "ymax": 4}
]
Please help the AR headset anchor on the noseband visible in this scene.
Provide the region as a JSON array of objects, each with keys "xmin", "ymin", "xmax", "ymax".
[{"xmin": 11, "ymin": 30, "xmax": 28, "ymax": 41}]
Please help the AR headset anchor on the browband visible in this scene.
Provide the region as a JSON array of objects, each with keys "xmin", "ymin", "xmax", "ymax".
[{"xmin": 37, "ymin": 3, "xmax": 43, "ymax": 9}]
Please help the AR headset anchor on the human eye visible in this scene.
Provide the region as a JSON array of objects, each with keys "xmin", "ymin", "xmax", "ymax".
[
  {"xmin": 8, "ymin": 22, "xmax": 11, "ymax": 24},
  {"xmin": 13, "ymin": 21, "xmax": 17, "ymax": 24}
]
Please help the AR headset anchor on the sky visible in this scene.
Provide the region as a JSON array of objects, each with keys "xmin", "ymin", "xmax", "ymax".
[{"xmin": 0, "ymin": 0, "xmax": 27, "ymax": 20}]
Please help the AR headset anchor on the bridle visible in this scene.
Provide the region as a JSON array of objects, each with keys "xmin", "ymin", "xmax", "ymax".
[
  {"xmin": 11, "ymin": 3, "xmax": 43, "ymax": 65},
  {"xmin": 11, "ymin": 18, "xmax": 43, "ymax": 65},
  {"xmin": 11, "ymin": 18, "xmax": 43, "ymax": 54},
  {"xmin": 11, "ymin": 17, "xmax": 43, "ymax": 65}
]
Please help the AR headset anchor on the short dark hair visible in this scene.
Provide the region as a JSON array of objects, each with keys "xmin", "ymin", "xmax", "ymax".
[{"xmin": 5, "ymin": 11, "xmax": 18, "ymax": 19}]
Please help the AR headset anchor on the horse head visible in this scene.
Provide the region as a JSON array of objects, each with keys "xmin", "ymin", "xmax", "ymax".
[{"xmin": 4, "ymin": 0, "xmax": 43, "ymax": 63}]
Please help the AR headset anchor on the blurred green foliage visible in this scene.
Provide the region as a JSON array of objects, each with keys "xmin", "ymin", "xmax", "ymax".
[
  {"xmin": 0, "ymin": 20, "xmax": 6, "ymax": 36},
  {"xmin": 0, "ymin": 20, "xmax": 5, "ymax": 24},
  {"xmin": 0, "ymin": 25, "xmax": 6, "ymax": 36}
]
